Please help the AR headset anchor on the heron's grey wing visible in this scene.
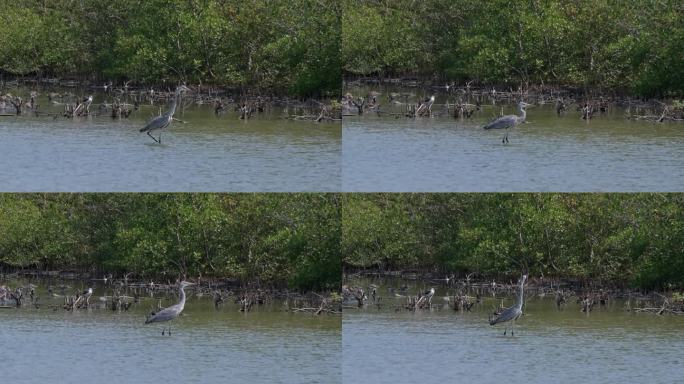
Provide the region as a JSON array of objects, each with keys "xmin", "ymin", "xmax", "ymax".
[
  {"xmin": 140, "ymin": 114, "xmax": 169, "ymax": 132},
  {"xmin": 489, "ymin": 306, "xmax": 517, "ymax": 325},
  {"xmin": 483, "ymin": 115, "xmax": 515, "ymax": 130},
  {"xmin": 145, "ymin": 304, "xmax": 181, "ymax": 323}
]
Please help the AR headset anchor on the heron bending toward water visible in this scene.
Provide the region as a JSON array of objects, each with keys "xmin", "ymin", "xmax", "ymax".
[
  {"xmin": 489, "ymin": 275, "xmax": 527, "ymax": 335},
  {"xmin": 483, "ymin": 101, "xmax": 531, "ymax": 144},
  {"xmin": 145, "ymin": 281, "xmax": 195, "ymax": 335},
  {"xmin": 140, "ymin": 85, "xmax": 190, "ymax": 143}
]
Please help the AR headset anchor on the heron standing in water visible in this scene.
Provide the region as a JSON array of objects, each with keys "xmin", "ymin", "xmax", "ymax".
[
  {"xmin": 489, "ymin": 275, "xmax": 527, "ymax": 335},
  {"xmin": 140, "ymin": 85, "xmax": 190, "ymax": 143},
  {"xmin": 483, "ymin": 101, "xmax": 531, "ymax": 144},
  {"xmin": 145, "ymin": 281, "xmax": 195, "ymax": 335}
]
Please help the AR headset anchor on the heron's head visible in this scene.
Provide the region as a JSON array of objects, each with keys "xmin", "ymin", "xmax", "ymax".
[
  {"xmin": 521, "ymin": 275, "xmax": 528, "ymax": 283},
  {"xmin": 176, "ymin": 85, "xmax": 190, "ymax": 94},
  {"xmin": 518, "ymin": 101, "xmax": 531, "ymax": 109},
  {"xmin": 179, "ymin": 281, "xmax": 195, "ymax": 288}
]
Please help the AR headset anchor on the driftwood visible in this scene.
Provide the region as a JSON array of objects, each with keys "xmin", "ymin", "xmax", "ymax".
[
  {"xmin": 633, "ymin": 293, "xmax": 684, "ymax": 315},
  {"xmin": 631, "ymin": 102, "xmax": 684, "ymax": 122},
  {"xmin": 111, "ymin": 100, "xmax": 132, "ymax": 118},
  {"xmin": 451, "ymin": 293, "xmax": 475, "ymax": 311},
  {"xmin": 291, "ymin": 103, "xmax": 341, "ymax": 122},
  {"xmin": 291, "ymin": 293, "xmax": 340, "ymax": 315},
  {"xmin": 109, "ymin": 289, "xmax": 132, "ymax": 311},
  {"xmin": 236, "ymin": 290, "xmax": 269, "ymax": 312},
  {"xmin": 342, "ymin": 285, "xmax": 366, "ymax": 307}
]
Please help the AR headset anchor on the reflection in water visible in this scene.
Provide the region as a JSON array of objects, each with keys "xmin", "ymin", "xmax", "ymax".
[
  {"xmin": 342, "ymin": 278, "xmax": 684, "ymax": 384},
  {"xmin": 343, "ymin": 98, "xmax": 684, "ymax": 191},
  {"xmin": 0, "ymin": 91, "xmax": 340, "ymax": 191},
  {"xmin": 0, "ymin": 280, "xmax": 341, "ymax": 384}
]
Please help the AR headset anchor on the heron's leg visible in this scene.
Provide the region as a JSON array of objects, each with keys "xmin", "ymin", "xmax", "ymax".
[
  {"xmin": 161, "ymin": 327, "xmax": 165, "ymax": 335},
  {"xmin": 158, "ymin": 130, "xmax": 162, "ymax": 144},
  {"xmin": 503, "ymin": 328, "xmax": 507, "ymax": 335},
  {"xmin": 147, "ymin": 131, "xmax": 159, "ymax": 143},
  {"xmin": 168, "ymin": 326, "xmax": 171, "ymax": 336}
]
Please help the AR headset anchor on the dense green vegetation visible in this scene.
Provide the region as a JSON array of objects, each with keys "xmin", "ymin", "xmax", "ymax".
[
  {"xmin": 0, "ymin": 194, "xmax": 340, "ymax": 291},
  {"xmin": 343, "ymin": 194, "xmax": 684, "ymax": 289},
  {"xmin": 2, "ymin": 1, "xmax": 680, "ymax": 97},
  {"xmin": 343, "ymin": 0, "xmax": 684, "ymax": 97},
  {"xmin": 0, "ymin": 0, "xmax": 341, "ymax": 96}
]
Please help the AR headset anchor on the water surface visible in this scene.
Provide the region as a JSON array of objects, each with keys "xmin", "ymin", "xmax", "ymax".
[
  {"xmin": 343, "ymin": 278, "xmax": 684, "ymax": 384},
  {"xmin": 343, "ymin": 89, "xmax": 684, "ymax": 191},
  {"xmin": 0, "ymin": 90, "xmax": 340, "ymax": 191},
  {"xmin": 0, "ymin": 280, "xmax": 341, "ymax": 384}
]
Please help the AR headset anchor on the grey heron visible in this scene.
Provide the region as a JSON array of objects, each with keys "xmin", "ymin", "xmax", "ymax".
[
  {"xmin": 417, "ymin": 287, "xmax": 435, "ymax": 307},
  {"xmin": 415, "ymin": 95, "xmax": 435, "ymax": 116},
  {"xmin": 145, "ymin": 281, "xmax": 195, "ymax": 335},
  {"xmin": 483, "ymin": 101, "xmax": 531, "ymax": 143},
  {"xmin": 73, "ymin": 95, "xmax": 93, "ymax": 116},
  {"xmin": 140, "ymin": 85, "xmax": 190, "ymax": 143},
  {"xmin": 82, "ymin": 287, "xmax": 93, "ymax": 299},
  {"xmin": 489, "ymin": 275, "xmax": 527, "ymax": 335},
  {"xmin": 423, "ymin": 287, "xmax": 435, "ymax": 299},
  {"xmin": 74, "ymin": 287, "xmax": 93, "ymax": 308}
]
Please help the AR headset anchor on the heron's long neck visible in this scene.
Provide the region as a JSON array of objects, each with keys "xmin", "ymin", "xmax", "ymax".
[
  {"xmin": 167, "ymin": 91, "xmax": 181, "ymax": 117},
  {"xmin": 178, "ymin": 286, "xmax": 187, "ymax": 309},
  {"xmin": 518, "ymin": 107, "xmax": 527, "ymax": 122},
  {"xmin": 514, "ymin": 279, "xmax": 525, "ymax": 309}
]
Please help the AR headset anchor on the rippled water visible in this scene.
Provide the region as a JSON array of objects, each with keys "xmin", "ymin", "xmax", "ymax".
[
  {"xmin": 343, "ymin": 92, "xmax": 684, "ymax": 191},
  {"xmin": 0, "ymin": 280, "xmax": 341, "ymax": 384},
  {"xmin": 343, "ymin": 278, "xmax": 684, "ymax": 384},
  {"xmin": 0, "ymin": 91, "xmax": 340, "ymax": 192}
]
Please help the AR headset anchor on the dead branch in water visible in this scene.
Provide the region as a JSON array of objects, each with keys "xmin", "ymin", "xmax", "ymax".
[
  {"xmin": 632, "ymin": 293, "xmax": 684, "ymax": 315},
  {"xmin": 291, "ymin": 293, "xmax": 340, "ymax": 315},
  {"xmin": 342, "ymin": 285, "xmax": 366, "ymax": 307}
]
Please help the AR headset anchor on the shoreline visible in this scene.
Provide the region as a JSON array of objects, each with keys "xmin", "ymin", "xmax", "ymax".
[
  {"xmin": 0, "ymin": 76, "xmax": 342, "ymax": 101},
  {"xmin": 343, "ymin": 268, "xmax": 683, "ymax": 296},
  {"xmin": 343, "ymin": 75, "xmax": 683, "ymax": 103},
  {"xmin": 0, "ymin": 78, "xmax": 343, "ymax": 121},
  {"xmin": 344, "ymin": 271, "xmax": 684, "ymax": 315},
  {"xmin": 0, "ymin": 268, "xmax": 338, "ymax": 297},
  {"xmin": 343, "ymin": 77, "xmax": 684, "ymax": 121},
  {"xmin": 0, "ymin": 271, "xmax": 342, "ymax": 314}
]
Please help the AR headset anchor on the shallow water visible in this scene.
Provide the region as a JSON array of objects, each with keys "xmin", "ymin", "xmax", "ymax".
[
  {"xmin": 343, "ymin": 278, "xmax": 684, "ymax": 384},
  {"xmin": 0, "ymin": 90, "xmax": 340, "ymax": 192},
  {"xmin": 343, "ymin": 89, "xmax": 684, "ymax": 192},
  {"xmin": 0, "ymin": 279, "xmax": 341, "ymax": 384}
]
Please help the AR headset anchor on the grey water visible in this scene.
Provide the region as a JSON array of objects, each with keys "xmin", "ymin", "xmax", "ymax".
[
  {"xmin": 0, "ymin": 279, "xmax": 341, "ymax": 384},
  {"xmin": 0, "ymin": 89, "xmax": 340, "ymax": 192},
  {"xmin": 343, "ymin": 88, "xmax": 684, "ymax": 191},
  {"xmin": 343, "ymin": 278, "xmax": 684, "ymax": 384}
]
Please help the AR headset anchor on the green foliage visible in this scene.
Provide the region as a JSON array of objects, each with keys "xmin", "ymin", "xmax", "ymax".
[
  {"xmin": 0, "ymin": 0, "xmax": 340, "ymax": 97},
  {"xmin": 343, "ymin": 194, "xmax": 684, "ymax": 289},
  {"xmin": 0, "ymin": 194, "xmax": 340, "ymax": 291},
  {"xmin": 342, "ymin": 0, "xmax": 684, "ymax": 96}
]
